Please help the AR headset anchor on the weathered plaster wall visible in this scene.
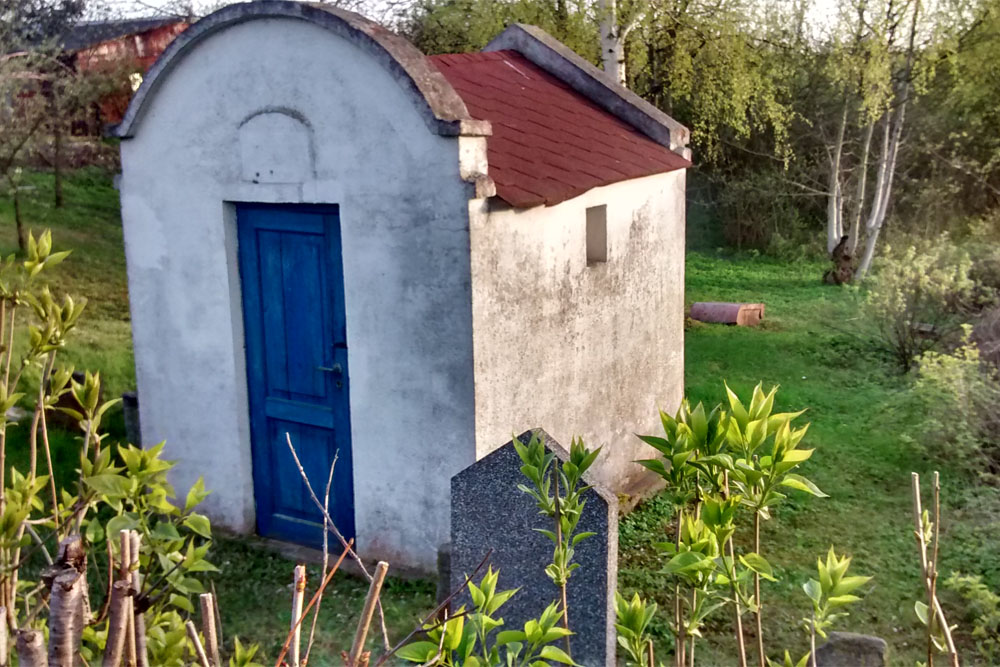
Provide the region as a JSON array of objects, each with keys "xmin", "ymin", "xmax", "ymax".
[
  {"xmin": 469, "ymin": 170, "xmax": 686, "ymax": 491},
  {"xmin": 118, "ymin": 16, "xmax": 476, "ymax": 570}
]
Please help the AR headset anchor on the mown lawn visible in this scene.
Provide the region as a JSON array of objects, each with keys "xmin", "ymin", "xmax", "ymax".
[{"xmin": 2, "ymin": 168, "xmax": 997, "ymax": 665}]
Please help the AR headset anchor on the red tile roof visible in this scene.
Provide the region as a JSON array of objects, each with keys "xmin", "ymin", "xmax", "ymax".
[{"xmin": 429, "ymin": 50, "xmax": 691, "ymax": 208}]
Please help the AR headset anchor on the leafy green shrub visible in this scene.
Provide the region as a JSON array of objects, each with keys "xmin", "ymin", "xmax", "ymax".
[
  {"xmin": 863, "ymin": 238, "xmax": 979, "ymax": 370},
  {"xmin": 943, "ymin": 572, "xmax": 1000, "ymax": 663},
  {"xmin": 898, "ymin": 335, "xmax": 1000, "ymax": 471}
]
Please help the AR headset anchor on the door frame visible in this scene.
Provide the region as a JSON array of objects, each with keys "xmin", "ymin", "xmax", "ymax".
[{"xmin": 234, "ymin": 202, "xmax": 355, "ymax": 546}]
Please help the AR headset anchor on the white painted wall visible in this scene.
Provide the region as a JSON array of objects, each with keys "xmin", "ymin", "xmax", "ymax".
[
  {"xmin": 469, "ymin": 170, "xmax": 686, "ymax": 492},
  {"xmin": 119, "ymin": 16, "xmax": 477, "ymax": 570}
]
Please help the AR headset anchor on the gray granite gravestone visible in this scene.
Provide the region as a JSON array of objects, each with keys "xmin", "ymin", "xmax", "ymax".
[
  {"xmin": 815, "ymin": 632, "xmax": 888, "ymax": 667},
  {"xmin": 450, "ymin": 428, "xmax": 618, "ymax": 667}
]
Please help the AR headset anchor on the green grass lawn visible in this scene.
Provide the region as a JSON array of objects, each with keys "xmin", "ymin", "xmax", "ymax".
[{"xmin": 2, "ymin": 168, "xmax": 997, "ymax": 665}]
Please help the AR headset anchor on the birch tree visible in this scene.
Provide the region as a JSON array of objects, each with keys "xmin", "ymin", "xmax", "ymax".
[
  {"xmin": 596, "ymin": 0, "xmax": 644, "ymax": 85},
  {"xmin": 854, "ymin": 0, "xmax": 920, "ymax": 279},
  {"xmin": 816, "ymin": 0, "xmax": 921, "ymax": 277}
]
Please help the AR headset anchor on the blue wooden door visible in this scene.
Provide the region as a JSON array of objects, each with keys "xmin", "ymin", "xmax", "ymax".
[{"xmin": 236, "ymin": 204, "xmax": 354, "ymax": 547}]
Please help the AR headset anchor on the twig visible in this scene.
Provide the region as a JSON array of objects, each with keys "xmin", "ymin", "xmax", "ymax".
[
  {"xmin": 290, "ymin": 565, "xmax": 307, "ymax": 667},
  {"xmin": 285, "ymin": 434, "xmax": 391, "ymax": 650},
  {"xmin": 374, "ymin": 549, "xmax": 493, "ymax": 666},
  {"xmin": 911, "ymin": 473, "xmax": 960, "ymax": 667},
  {"xmin": 185, "ymin": 621, "xmax": 211, "ymax": 667},
  {"xmin": 349, "ymin": 561, "xmax": 389, "ymax": 665},
  {"xmin": 274, "ymin": 540, "xmax": 353, "ymax": 667},
  {"xmin": 723, "ymin": 472, "xmax": 748, "ymax": 667},
  {"xmin": 24, "ymin": 526, "xmax": 52, "ymax": 566},
  {"xmin": 95, "ymin": 540, "xmax": 115, "ymax": 625},
  {"xmin": 305, "ymin": 455, "xmax": 338, "ymax": 666},
  {"xmin": 417, "ymin": 609, "xmax": 449, "ymax": 667},
  {"xmin": 552, "ymin": 468, "xmax": 571, "ymax": 657}
]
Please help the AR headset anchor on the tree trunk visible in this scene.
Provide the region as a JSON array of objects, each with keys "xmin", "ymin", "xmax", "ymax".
[
  {"xmin": 53, "ymin": 122, "xmax": 64, "ymax": 209},
  {"xmin": 855, "ymin": 0, "xmax": 919, "ymax": 280},
  {"xmin": 827, "ymin": 101, "xmax": 848, "ymax": 254},
  {"xmin": 13, "ymin": 183, "xmax": 26, "ymax": 253},
  {"xmin": 598, "ymin": 0, "xmax": 626, "ymax": 85},
  {"xmin": 848, "ymin": 121, "xmax": 874, "ymax": 257}
]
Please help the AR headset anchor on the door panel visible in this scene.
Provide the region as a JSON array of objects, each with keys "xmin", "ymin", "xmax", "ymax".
[{"xmin": 237, "ymin": 204, "xmax": 354, "ymax": 547}]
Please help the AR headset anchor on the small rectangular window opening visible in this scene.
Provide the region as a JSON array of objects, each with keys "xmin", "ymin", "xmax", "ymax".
[{"xmin": 586, "ymin": 205, "xmax": 608, "ymax": 266}]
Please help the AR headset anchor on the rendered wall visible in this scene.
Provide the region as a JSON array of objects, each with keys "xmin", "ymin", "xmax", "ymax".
[
  {"xmin": 469, "ymin": 170, "xmax": 686, "ymax": 491},
  {"xmin": 118, "ymin": 16, "xmax": 476, "ymax": 570}
]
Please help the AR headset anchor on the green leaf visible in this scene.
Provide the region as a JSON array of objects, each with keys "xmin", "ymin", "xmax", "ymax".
[
  {"xmin": 106, "ymin": 514, "xmax": 139, "ymax": 539},
  {"xmin": 169, "ymin": 594, "xmax": 195, "ymax": 614},
  {"xmin": 663, "ymin": 551, "xmax": 714, "ymax": 576},
  {"xmin": 780, "ymin": 474, "xmax": 828, "ymax": 497},
  {"xmin": 538, "ymin": 646, "xmax": 578, "ymax": 665},
  {"xmin": 636, "ymin": 459, "xmax": 668, "ymax": 478},
  {"xmin": 150, "ymin": 522, "xmax": 182, "ymax": 542},
  {"xmin": 802, "ymin": 579, "xmax": 822, "ymax": 605},
  {"xmin": 84, "ymin": 473, "xmax": 132, "ymax": 498},
  {"xmin": 831, "ymin": 575, "xmax": 872, "ymax": 597},
  {"xmin": 914, "ymin": 601, "xmax": 929, "ymax": 626},
  {"xmin": 496, "ymin": 630, "xmax": 527, "ymax": 645},
  {"xmin": 827, "ymin": 594, "xmax": 863, "ymax": 608},
  {"xmin": 185, "ymin": 477, "xmax": 210, "ymax": 513},
  {"xmin": 182, "ymin": 513, "xmax": 212, "ymax": 539},
  {"xmin": 395, "ymin": 641, "xmax": 439, "ymax": 663},
  {"xmin": 740, "ymin": 553, "xmax": 778, "ymax": 582}
]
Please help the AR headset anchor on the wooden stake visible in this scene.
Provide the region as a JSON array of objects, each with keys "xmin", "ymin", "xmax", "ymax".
[
  {"xmin": 124, "ymin": 596, "xmax": 137, "ymax": 667},
  {"xmin": 48, "ymin": 569, "xmax": 84, "ymax": 666},
  {"xmin": 210, "ymin": 581, "xmax": 223, "ymax": 650},
  {"xmin": 349, "ymin": 561, "xmax": 389, "ymax": 666},
  {"xmin": 274, "ymin": 539, "xmax": 352, "ymax": 667},
  {"xmin": 103, "ymin": 581, "xmax": 132, "ymax": 667},
  {"xmin": 200, "ymin": 594, "xmax": 220, "ymax": 667},
  {"xmin": 129, "ymin": 532, "xmax": 148, "ymax": 667},
  {"xmin": 0, "ymin": 606, "xmax": 7, "ymax": 667},
  {"xmin": 290, "ymin": 565, "xmax": 307, "ymax": 667},
  {"xmin": 185, "ymin": 621, "xmax": 211, "ymax": 667}
]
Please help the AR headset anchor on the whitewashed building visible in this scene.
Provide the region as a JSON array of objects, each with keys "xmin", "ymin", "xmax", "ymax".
[{"xmin": 115, "ymin": 1, "xmax": 690, "ymax": 571}]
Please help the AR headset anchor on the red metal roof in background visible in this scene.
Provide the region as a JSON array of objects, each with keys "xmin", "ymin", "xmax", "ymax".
[{"xmin": 430, "ymin": 50, "xmax": 690, "ymax": 208}]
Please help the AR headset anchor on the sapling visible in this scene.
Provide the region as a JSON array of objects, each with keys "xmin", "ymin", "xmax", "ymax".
[
  {"xmin": 514, "ymin": 432, "xmax": 600, "ymax": 657},
  {"xmin": 396, "ymin": 567, "xmax": 576, "ymax": 667},
  {"xmin": 723, "ymin": 383, "xmax": 824, "ymax": 667},
  {"xmin": 911, "ymin": 472, "xmax": 961, "ymax": 667},
  {"xmin": 637, "ymin": 399, "xmax": 737, "ymax": 667},
  {"xmin": 615, "ymin": 592, "xmax": 658, "ymax": 667},
  {"xmin": 638, "ymin": 385, "xmax": 832, "ymax": 667},
  {"xmin": 800, "ymin": 548, "xmax": 871, "ymax": 667}
]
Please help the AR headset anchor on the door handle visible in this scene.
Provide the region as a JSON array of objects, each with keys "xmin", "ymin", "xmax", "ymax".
[{"xmin": 317, "ymin": 363, "xmax": 343, "ymax": 375}]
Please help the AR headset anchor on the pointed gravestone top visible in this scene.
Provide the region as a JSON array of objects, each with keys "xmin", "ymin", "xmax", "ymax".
[{"xmin": 450, "ymin": 428, "xmax": 618, "ymax": 667}]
